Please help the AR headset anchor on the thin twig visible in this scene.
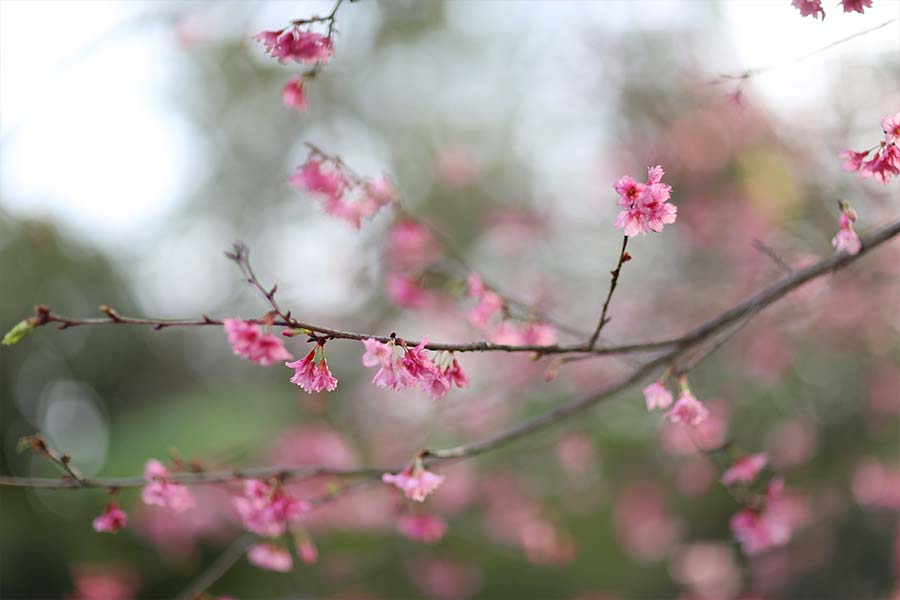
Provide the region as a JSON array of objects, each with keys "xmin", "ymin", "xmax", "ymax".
[
  {"xmin": 752, "ymin": 239, "xmax": 793, "ymax": 275},
  {"xmin": 588, "ymin": 235, "xmax": 630, "ymax": 349},
  {"xmin": 174, "ymin": 534, "xmax": 256, "ymax": 600}
]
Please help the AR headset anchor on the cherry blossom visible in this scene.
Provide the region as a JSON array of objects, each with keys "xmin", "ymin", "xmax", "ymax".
[
  {"xmin": 730, "ymin": 478, "xmax": 792, "ymax": 555},
  {"xmin": 223, "ymin": 319, "xmax": 293, "ymax": 366},
  {"xmin": 141, "ymin": 459, "xmax": 195, "ymax": 513},
  {"xmin": 290, "ymin": 159, "xmax": 346, "ymax": 202},
  {"xmin": 399, "ymin": 514, "xmax": 447, "ymax": 543},
  {"xmin": 832, "ymin": 204, "xmax": 861, "ymax": 256},
  {"xmin": 643, "ymin": 380, "xmax": 673, "ymax": 411},
  {"xmin": 841, "ymin": 113, "xmax": 900, "ymax": 184},
  {"xmin": 884, "ymin": 112, "xmax": 900, "ymax": 143},
  {"xmin": 233, "ymin": 479, "xmax": 309, "ymax": 538},
  {"xmin": 665, "ymin": 390, "xmax": 709, "ymax": 427},
  {"xmin": 255, "ymin": 29, "xmax": 333, "ymax": 65},
  {"xmin": 614, "ymin": 165, "xmax": 677, "ymax": 236},
  {"xmin": 383, "ymin": 462, "xmax": 445, "ymax": 502},
  {"xmin": 92, "ymin": 502, "xmax": 128, "ymax": 534},
  {"xmin": 286, "ymin": 344, "xmax": 338, "ymax": 393},
  {"xmin": 361, "ymin": 338, "xmax": 467, "ymax": 398},
  {"xmin": 721, "ymin": 453, "xmax": 768, "ymax": 486},
  {"xmin": 247, "ymin": 542, "xmax": 293, "ymax": 572},
  {"xmin": 297, "ymin": 539, "xmax": 318, "ymax": 564},
  {"xmin": 792, "ymin": 0, "xmax": 825, "ymax": 19},
  {"xmin": 841, "ymin": 0, "xmax": 872, "ymax": 13},
  {"xmin": 282, "ymin": 77, "xmax": 308, "ymax": 112}
]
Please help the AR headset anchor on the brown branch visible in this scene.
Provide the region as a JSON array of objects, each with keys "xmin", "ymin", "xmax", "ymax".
[
  {"xmin": 588, "ymin": 235, "xmax": 630, "ymax": 349},
  {"xmin": 174, "ymin": 534, "xmax": 256, "ymax": 600}
]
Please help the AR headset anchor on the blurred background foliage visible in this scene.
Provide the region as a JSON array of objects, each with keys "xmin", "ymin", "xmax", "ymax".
[{"xmin": 1, "ymin": 1, "xmax": 898, "ymax": 598}]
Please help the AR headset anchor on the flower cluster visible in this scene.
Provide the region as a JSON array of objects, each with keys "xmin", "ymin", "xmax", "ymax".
[
  {"xmin": 730, "ymin": 478, "xmax": 792, "ymax": 555},
  {"xmin": 841, "ymin": 113, "xmax": 900, "ymax": 184},
  {"xmin": 383, "ymin": 462, "xmax": 445, "ymax": 502},
  {"xmin": 224, "ymin": 319, "xmax": 293, "ymax": 366},
  {"xmin": 362, "ymin": 337, "xmax": 468, "ymax": 400},
  {"xmin": 831, "ymin": 203, "xmax": 862, "ymax": 256},
  {"xmin": 92, "ymin": 502, "xmax": 128, "ymax": 534},
  {"xmin": 613, "ymin": 165, "xmax": 677, "ymax": 237},
  {"xmin": 643, "ymin": 377, "xmax": 709, "ymax": 427},
  {"xmin": 290, "ymin": 157, "xmax": 397, "ymax": 228},
  {"xmin": 285, "ymin": 343, "xmax": 338, "ymax": 393},
  {"xmin": 792, "ymin": 0, "xmax": 872, "ymax": 18},
  {"xmin": 234, "ymin": 479, "xmax": 309, "ymax": 538},
  {"xmin": 141, "ymin": 459, "xmax": 195, "ymax": 513},
  {"xmin": 255, "ymin": 28, "xmax": 333, "ymax": 65}
]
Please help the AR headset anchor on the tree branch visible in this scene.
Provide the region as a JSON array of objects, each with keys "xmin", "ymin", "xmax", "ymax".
[{"xmin": 588, "ymin": 235, "xmax": 630, "ymax": 349}]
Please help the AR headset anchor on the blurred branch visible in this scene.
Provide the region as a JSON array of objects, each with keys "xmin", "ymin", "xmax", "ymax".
[
  {"xmin": 175, "ymin": 534, "xmax": 256, "ymax": 600},
  {"xmin": 587, "ymin": 235, "xmax": 630, "ymax": 349},
  {"xmin": 752, "ymin": 239, "xmax": 793, "ymax": 275}
]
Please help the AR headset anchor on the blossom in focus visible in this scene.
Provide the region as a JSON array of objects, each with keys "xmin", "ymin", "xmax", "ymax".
[
  {"xmin": 141, "ymin": 459, "xmax": 195, "ymax": 513},
  {"xmin": 841, "ymin": 113, "xmax": 900, "ymax": 183},
  {"xmin": 665, "ymin": 390, "xmax": 709, "ymax": 427},
  {"xmin": 792, "ymin": 0, "xmax": 825, "ymax": 19},
  {"xmin": 233, "ymin": 479, "xmax": 309, "ymax": 537},
  {"xmin": 362, "ymin": 338, "xmax": 466, "ymax": 398},
  {"xmin": 247, "ymin": 542, "xmax": 293, "ymax": 572},
  {"xmin": 399, "ymin": 514, "xmax": 447, "ymax": 543},
  {"xmin": 92, "ymin": 502, "xmax": 128, "ymax": 534},
  {"xmin": 841, "ymin": 0, "xmax": 872, "ymax": 13},
  {"xmin": 721, "ymin": 453, "xmax": 768, "ymax": 486},
  {"xmin": 255, "ymin": 28, "xmax": 333, "ymax": 64},
  {"xmin": 383, "ymin": 462, "xmax": 445, "ymax": 502},
  {"xmin": 282, "ymin": 77, "xmax": 308, "ymax": 112},
  {"xmin": 643, "ymin": 380, "xmax": 673, "ymax": 411},
  {"xmin": 223, "ymin": 319, "xmax": 293, "ymax": 366},
  {"xmin": 614, "ymin": 165, "xmax": 677, "ymax": 236},
  {"xmin": 286, "ymin": 345, "xmax": 338, "ymax": 393}
]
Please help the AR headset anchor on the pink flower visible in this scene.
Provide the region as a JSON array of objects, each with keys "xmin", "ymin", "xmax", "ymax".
[
  {"xmin": 141, "ymin": 459, "xmax": 195, "ymax": 513},
  {"xmin": 255, "ymin": 29, "xmax": 333, "ymax": 64},
  {"xmin": 387, "ymin": 274, "xmax": 435, "ymax": 309},
  {"xmin": 832, "ymin": 227, "xmax": 861, "ymax": 255},
  {"xmin": 721, "ymin": 453, "xmax": 768, "ymax": 486},
  {"xmin": 839, "ymin": 149, "xmax": 868, "ymax": 172},
  {"xmin": 383, "ymin": 463, "xmax": 445, "ymax": 502},
  {"xmin": 289, "ymin": 160, "xmax": 346, "ymax": 201},
  {"xmin": 297, "ymin": 539, "xmax": 318, "ymax": 564},
  {"xmin": 842, "ymin": 0, "xmax": 872, "ymax": 13},
  {"xmin": 233, "ymin": 479, "xmax": 309, "ymax": 538},
  {"xmin": 399, "ymin": 514, "xmax": 447, "ymax": 543},
  {"xmin": 366, "ymin": 175, "xmax": 397, "ymax": 206},
  {"xmin": 664, "ymin": 391, "xmax": 709, "ymax": 426},
  {"xmin": 446, "ymin": 358, "xmax": 469, "ymax": 388},
  {"xmin": 281, "ymin": 77, "xmax": 308, "ymax": 112},
  {"xmin": 286, "ymin": 346, "xmax": 338, "ymax": 393},
  {"xmin": 362, "ymin": 338, "xmax": 394, "ymax": 368},
  {"xmin": 792, "ymin": 0, "xmax": 825, "ymax": 19},
  {"xmin": 402, "ymin": 338, "xmax": 438, "ymax": 380},
  {"xmin": 92, "ymin": 502, "xmax": 128, "ymax": 534},
  {"xmin": 730, "ymin": 508, "xmax": 791, "ymax": 555},
  {"xmin": 247, "ymin": 542, "xmax": 293, "ymax": 572},
  {"xmin": 468, "ymin": 291, "xmax": 504, "ymax": 327},
  {"xmin": 614, "ymin": 165, "xmax": 677, "ymax": 236},
  {"xmin": 466, "ymin": 272, "xmax": 486, "ymax": 298},
  {"xmin": 223, "ymin": 319, "xmax": 293, "ymax": 366},
  {"xmin": 883, "ymin": 112, "xmax": 900, "ymax": 143},
  {"xmin": 643, "ymin": 380, "xmax": 673, "ymax": 411}
]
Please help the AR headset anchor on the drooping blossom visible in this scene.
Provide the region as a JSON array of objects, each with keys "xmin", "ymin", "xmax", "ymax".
[
  {"xmin": 841, "ymin": 0, "xmax": 872, "ymax": 13},
  {"xmin": 792, "ymin": 0, "xmax": 825, "ymax": 19},
  {"xmin": 841, "ymin": 113, "xmax": 900, "ymax": 184},
  {"xmin": 297, "ymin": 539, "xmax": 318, "ymax": 564},
  {"xmin": 281, "ymin": 77, "xmax": 308, "ymax": 112},
  {"xmin": 233, "ymin": 479, "xmax": 309, "ymax": 538},
  {"xmin": 613, "ymin": 165, "xmax": 677, "ymax": 236},
  {"xmin": 399, "ymin": 514, "xmax": 447, "ymax": 543},
  {"xmin": 255, "ymin": 28, "xmax": 333, "ymax": 64},
  {"xmin": 730, "ymin": 478, "xmax": 792, "ymax": 555},
  {"xmin": 361, "ymin": 338, "xmax": 467, "ymax": 398},
  {"xmin": 223, "ymin": 319, "xmax": 293, "ymax": 366},
  {"xmin": 92, "ymin": 502, "xmax": 128, "ymax": 534},
  {"xmin": 721, "ymin": 453, "xmax": 768, "ymax": 486},
  {"xmin": 665, "ymin": 390, "xmax": 709, "ymax": 427},
  {"xmin": 285, "ymin": 344, "xmax": 338, "ymax": 393},
  {"xmin": 831, "ymin": 204, "xmax": 861, "ymax": 256},
  {"xmin": 289, "ymin": 159, "xmax": 346, "ymax": 202},
  {"xmin": 141, "ymin": 459, "xmax": 195, "ymax": 513},
  {"xmin": 383, "ymin": 462, "xmax": 445, "ymax": 502},
  {"xmin": 643, "ymin": 380, "xmax": 673, "ymax": 411},
  {"xmin": 247, "ymin": 542, "xmax": 293, "ymax": 572}
]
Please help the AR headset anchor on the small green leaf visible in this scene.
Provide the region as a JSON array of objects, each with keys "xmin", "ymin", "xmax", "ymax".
[{"xmin": 2, "ymin": 319, "xmax": 35, "ymax": 346}]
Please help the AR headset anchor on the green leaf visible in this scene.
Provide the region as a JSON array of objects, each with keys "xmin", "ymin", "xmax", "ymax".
[{"xmin": 2, "ymin": 319, "xmax": 34, "ymax": 346}]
